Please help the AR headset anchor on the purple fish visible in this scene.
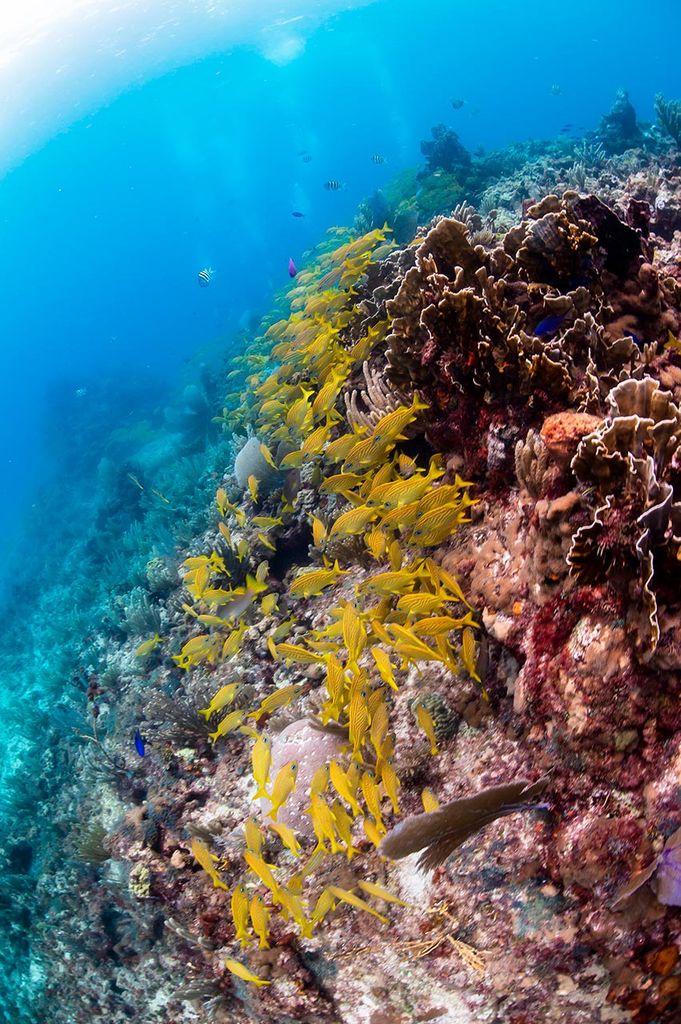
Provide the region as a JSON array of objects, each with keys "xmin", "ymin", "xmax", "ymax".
[
  {"xmin": 134, "ymin": 729, "xmax": 145, "ymax": 757},
  {"xmin": 288, "ymin": 257, "xmax": 297, "ymax": 278}
]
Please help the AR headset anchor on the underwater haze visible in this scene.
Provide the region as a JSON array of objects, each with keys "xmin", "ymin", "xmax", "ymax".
[{"xmin": 1, "ymin": 0, "xmax": 681, "ymax": 1021}]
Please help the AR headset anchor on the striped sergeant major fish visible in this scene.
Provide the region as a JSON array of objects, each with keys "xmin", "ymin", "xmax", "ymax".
[
  {"xmin": 324, "ymin": 179, "xmax": 343, "ymax": 191},
  {"xmin": 197, "ymin": 267, "xmax": 214, "ymax": 287}
]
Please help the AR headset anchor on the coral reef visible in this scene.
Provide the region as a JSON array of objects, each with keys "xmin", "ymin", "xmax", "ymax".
[
  {"xmin": 656, "ymin": 94, "xmax": 681, "ymax": 148},
  {"xmin": 6, "ymin": 102, "xmax": 681, "ymax": 1024},
  {"xmin": 599, "ymin": 89, "xmax": 643, "ymax": 155},
  {"xmin": 420, "ymin": 123, "xmax": 471, "ymax": 177}
]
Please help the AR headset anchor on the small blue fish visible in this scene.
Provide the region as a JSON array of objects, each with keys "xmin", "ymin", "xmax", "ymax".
[
  {"xmin": 288, "ymin": 257, "xmax": 297, "ymax": 278},
  {"xmin": 534, "ymin": 313, "xmax": 567, "ymax": 337},
  {"xmin": 134, "ymin": 729, "xmax": 145, "ymax": 757}
]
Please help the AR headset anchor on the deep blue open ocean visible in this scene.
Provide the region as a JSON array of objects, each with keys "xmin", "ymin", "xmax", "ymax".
[{"xmin": 1, "ymin": 1, "xmax": 680, "ymax": 1021}]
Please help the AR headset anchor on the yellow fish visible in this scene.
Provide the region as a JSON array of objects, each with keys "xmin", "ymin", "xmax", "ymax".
[
  {"xmin": 243, "ymin": 851, "xmax": 281, "ymax": 899},
  {"xmin": 289, "ymin": 561, "xmax": 349, "ymax": 598},
  {"xmin": 309, "ymin": 763, "xmax": 330, "ymax": 797},
  {"xmin": 267, "ymin": 760, "xmax": 299, "ymax": 819},
  {"xmin": 191, "ymin": 838, "xmax": 228, "ymax": 891},
  {"xmin": 236, "ymin": 538, "xmax": 249, "ymax": 561},
  {"xmin": 414, "ymin": 702, "xmax": 439, "ymax": 755},
  {"xmin": 329, "ymin": 760, "xmax": 361, "ymax": 816},
  {"xmin": 341, "ymin": 435, "xmax": 392, "ymax": 474},
  {"xmin": 370, "ymin": 647, "xmax": 398, "ymax": 690},
  {"xmin": 421, "ymin": 787, "xmax": 440, "ymax": 813},
  {"xmin": 379, "ymin": 500, "xmax": 421, "ymax": 530},
  {"xmin": 270, "ymin": 617, "xmax": 295, "ymax": 643},
  {"xmin": 271, "ymin": 641, "xmax": 325, "ymax": 665},
  {"xmin": 426, "ymin": 559, "xmax": 471, "ymax": 606},
  {"xmin": 300, "ymin": 416, "xmax": 339, "ymax": 463},
  {"xmin": 379, "ymin": 760, "xmax": 400, "ymax": 814},
  {"xmin": 363, "ymin": 816, "xmax": 384, "ymax": 848},
  {"xmin": 381, "ymin": 460, "xmax": 444, "ymax": 509},
  {"xmin": 275, "ymin": 886, "xmax": 313, "ymax": 938},
  {"xmin": 230, "ymin": 883, "xmax": 252, "ymax": 947},
  {"xmin": 357, "ymin": 879, "xmax": 406, "ymax": 906},
  {"xmin": 416, "ymin": 481, "xmax": 471, "ymax": 515},
  {"xmin": 364, "ymin": 525, "xmax": 388, "ymax": 560},
  {"xmin": 259, "ymin": 442, "xmax": 279, "ymax": 469},
  {"xmin": 666, "ymin": 329, "xmax": 681, "ymax": 354},
  {"xmin": 196, "ymin": 614, "xmax": 231, "ymax": 627},
  {"xmin": 342, "ymin": 602, "xmax": 367, "ymax": 665},
  {"xmin": 360, "ymin": 770, "xmax": 384, "ymax": 827},
  {"xmin": 224, "ymin": 958, "xmax": 270, "ymax": 987},
  {"xmin": 369, "ymin": 397, "xmax": 429, "ymax": 449},
  {"xmin": 396, "ymin": 592, "xmax": 448, "ymax": 616},
  {"xmin": 388, "ymin": 538, "xmax": 403, "ymax": 571},
  {"xmin": 348, "ymin": 687, "xmax": 370, "ymax": 760},
  {"xmin": 410, "ymin": 503, "xmax": 469, "ymax": 545},
  {"xmin": 250, "ymin": 683, "xmax": 303, "ymax": 722},
  {"xmin": 251, "ymin": 733, "xmax": 272, "ymax": 798},
  {"xmin": 198, "ymin": 682, "xmax": 239, "ymax": 720},
  {"xmin": 244, "ymin": 817, "xmax": 264, "ymax": 857},
  {"xmin": 222, "ymin": 624, "xmax": 246, "ymax": 659},
  {"xmin": 330, "ymin": 800, "xmax": 358, "ymax": 859},
  {"xmin": 208, "ymin": 708, "xmax": 248, "ymax": 744},
  {"xmin": 322, "ymin": 654, "xmax": 347, "ymax": 721},
  {"xmin": 328, "ymin": 886, "xmax": 388, "ymax": 924},
  {"xmin": 328, "ymin": 504, "xmax": 377, "ymax": 539},
  {"xmin": 324, "ymin": 429, "xmax": 367, "ymax": 464},
  {"xmin": 311, "ymin": 367, "xmax": 348, "ymax": 419},
  {"xmin": 460, "ymin": 625, "xmax": 481, "ymax": 681},
  {"xmin": 311, "ymin": 887, "xmax": 336, "ymax": 926},
  {"xmin": 249, "ymin": 893, "xmax": 271, "ymax": 949},
  {"xmin": 369, "ymin": 699, "xmax": 390, "ymax": 758},
  {"xmin": 260, "ymin": 593, "xmax": 278, "ymax": 616},
  {"xmin": 268, "ymin": 820, "xmax": 302, "ymax": 858},
  {"xmin": 412, "ymin": 614, "xmax": 474, "ymax": 636},
  {"xmin": 252, "ymin": 515, "xmax": 283, "ymax": 530},
  {"xmin": 360, "ymin": 569, "xmax": 419, "ymax": 597},
  {"xmin": 310, "ymin": 514, "xmax": 328, "ymax": 548},
  {"xmin": 308, "ymin": 793, "xmax": 344, "ymax": 854},
  {"xmin": 279, "ymin": 449, "xmax": 304, "ymax": 470},
  {"xmin": 216, "ymin": 487, "xmax": 229, "ymax": 516},
  {"xmin": 320, "ymin": 471, "xmax": 367, "ymax": 497},
  {"xmin": 398, "ymin": 453, "xmax": 418, "ymax": 476},
  {"xmin": 247, "ymin": 474, "xmax": 259, "ymax": 503},
  {"xmin": 135, "ymin": 633, "xmax": 161, "ymax": 658}
]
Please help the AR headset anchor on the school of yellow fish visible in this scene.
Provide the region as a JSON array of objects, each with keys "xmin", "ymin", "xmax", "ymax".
[{"xmin": 170, "ymin": 225, "xmax": 480, "ymax": 986}]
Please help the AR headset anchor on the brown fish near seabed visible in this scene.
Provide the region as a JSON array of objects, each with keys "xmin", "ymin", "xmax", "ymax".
[{"xmin": 379, "ymin": 778, "xmax": 548, "ymax": 871}]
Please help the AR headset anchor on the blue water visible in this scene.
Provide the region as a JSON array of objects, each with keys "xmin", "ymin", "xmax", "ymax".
[{"xmin": 0, "ymin": 0, "xmax": 679, "ymax": 1018}]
